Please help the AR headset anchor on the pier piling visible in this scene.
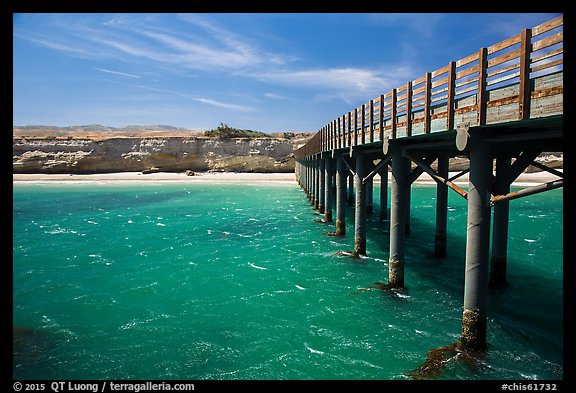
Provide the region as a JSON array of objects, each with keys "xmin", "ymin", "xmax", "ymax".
[
  {"xmin": 389, "ymin": 147, "xmax": 409, "ymax": 288},
  {"xmin": 435, "ymin": 156, "xmax": 449, "ymax": 257},
  {"xmin": 336, "ymin": 154, "xmax": 347, "ymax": 236},
  {"xmin": 324, "ymin": 155, "xmax": 333, "ymax": 222},
  {"xmin": 461, "ymin": 133, "xmax": 492, "ymax": 351},
  {"xmin": 354, "ymin": 153, "xmax": 367, "ymax": 256},
  {"xmin": 319, "ymin": 156, "xmax": 325, "ymax": 214},
  {"xmin": 490, "ymin": 155, "xmax": 511, "ymax": 287}
]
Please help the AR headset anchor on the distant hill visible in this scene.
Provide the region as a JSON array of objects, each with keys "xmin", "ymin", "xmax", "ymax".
[{"xmin": 13, "ymin": 124, "xmax": 315, "ymax": 142}]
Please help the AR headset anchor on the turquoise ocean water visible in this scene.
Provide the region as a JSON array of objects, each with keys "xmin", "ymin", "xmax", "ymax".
[{"xmin": 13, "ymin": 181, "xmax": 563, "ymax": 380}]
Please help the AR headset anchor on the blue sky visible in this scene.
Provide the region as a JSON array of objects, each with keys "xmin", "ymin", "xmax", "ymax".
[{"xmin": 13, "ymin": 13, "xmax": 561, "ymax": 133}]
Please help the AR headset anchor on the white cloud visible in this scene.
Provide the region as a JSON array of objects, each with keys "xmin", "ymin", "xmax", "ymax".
[
  {"xmin": 253, "ymin": 65, "xmax": 415, "ymax": 101},
  {"xmin": 192, "ymin": 97, "xmax": 255, "ymax": 112},
  {"xmin": 96, "ymin": 68, "xmax": 141, "ymax": 79}
]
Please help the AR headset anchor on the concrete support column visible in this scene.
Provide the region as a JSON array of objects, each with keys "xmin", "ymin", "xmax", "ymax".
[
  {"xmin": 324, "ymin": 155, "xmax": 333, "ymax": 222},
  {"xmin": 354, "ymin": 153, "xmax": 367, "ymax": 256},
  {"xmin": 313, "ymin": 159, "xmax": 319, "ymax": 209},
  {"xmin": 319, "ymin": 156, "xmax": 326, "ymax": 214},
  {"xmin": 305, "ymin": 160, "xmax": 310, "ymax": 200},
  {"xmin": 490, "ymin": 155, "xmax": 511, "ymax": 287},
  {"xmin": 461, "ymin": 134, "xmax": 493, "ymax": 352},
  {"xmin": 405, "ymin": 161, "xmax": 412, "ymax": 235},
  {"xmin": 335, "ymin": 154, "xmax": 347, "ymax": 236},
  {"xmin": 379, "ymin": 167, "xmax": 388, "ymax": 222},
  {"xmin": 435, "ymin": 155, "xmax": 449, "ymax": 257},
  {"xmin": 366, "ymin": 176, "xmax": 374, "ymax": 215},
  {"xmin": 347, "ymin": 170, "xmax": 354, "ymax": 205},
  {"xmin": 389, "ymin": 148, "xmax": 409, "ymax": 288}
]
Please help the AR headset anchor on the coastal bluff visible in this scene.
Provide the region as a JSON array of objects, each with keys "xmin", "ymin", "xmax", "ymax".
[{"xmin": 13, "ymin": 136, "xmax": 299, "ymax": 174}]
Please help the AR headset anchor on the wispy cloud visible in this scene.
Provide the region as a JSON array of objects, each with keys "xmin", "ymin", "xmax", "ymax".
[
  {"xmin": 130, "ymin": 83, "xmax": 256, "ymax": 112},
  {"xmin": 253, "ymin": 65, "xmax": 415, "ymax": 102},
  {"xmin": 15, "ymin": 14, "xmax": 416, "ymax": 105},
  {"xmin": 192, "ymin": 97, "xmax": 255, "ymax": 112},
  {"xmin": 96, "ymin": 68, "xmax": 141, "ymax": 79}
]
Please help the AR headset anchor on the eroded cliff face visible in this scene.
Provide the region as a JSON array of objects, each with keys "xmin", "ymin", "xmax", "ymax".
[{"xmin": 12, "ymin": 137, "xmax": 295, "ymax": 173}]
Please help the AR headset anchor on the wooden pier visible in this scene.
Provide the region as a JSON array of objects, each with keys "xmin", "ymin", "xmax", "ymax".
[{"xmin": 294, "ymin": 16, "xmax": 563, "ymax": 352}]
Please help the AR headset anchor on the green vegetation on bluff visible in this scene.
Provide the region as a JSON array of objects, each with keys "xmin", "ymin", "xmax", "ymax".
[{"xmin": 204, "ymin": 123, "xmax": 270, "ymax": 139}]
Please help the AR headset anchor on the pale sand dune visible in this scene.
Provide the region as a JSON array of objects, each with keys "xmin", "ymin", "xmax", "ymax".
[{"xmin": 13, "ymin": 170, "xmax": 562, "ymax": 186}]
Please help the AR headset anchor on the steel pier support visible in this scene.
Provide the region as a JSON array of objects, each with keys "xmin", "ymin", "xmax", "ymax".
[
  {"xmin": 461, "ymin": 133, "xmax": 492, "ymax": 351},
  {"xmin": 347, "ymin": 170, "xmax": 354, "ymax": 205},
  {"xmin": 354, "ymin": 153, "xmax": 367, "ymax": 256},
  {"xmin": 435, "ymin": 155, "xmax": 449, "ymax": 257},
  {"xmin": 490, "ymin": 155, "xmax": 511, "ymax": 287},
  {"xmin": 366, "ymin": 176, "xmax": 374, "ymax": 214},
  {"xmin": 336, "ymin": 154, "xmax": 347, "ymax": 236},
  {"xmin": 379, "ymin": 167, "xmax": 388, "ymax": 222},
  {"xmin": 319, "ymin": 156, "xmax": 325, "ymax": 214},
  {"xmin": 314, "ymin": 158, "xmax": 320, "ymax": 209},
  {"xmin": 324, "ymin": 155, "xmax": 333, "ymax": 222},
  {"xmin": 389, "ymin": 147, "xmax": 409, "ymax": 288}
]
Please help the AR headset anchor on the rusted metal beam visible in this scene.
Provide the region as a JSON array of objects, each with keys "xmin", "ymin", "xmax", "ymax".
[
  {"xmin": 491, "ymin": 179, "xmax": 563, "ymax": 205},
  {"xmin": 406, "ymin": 154, "xmax": 468, "ymax": 199}
]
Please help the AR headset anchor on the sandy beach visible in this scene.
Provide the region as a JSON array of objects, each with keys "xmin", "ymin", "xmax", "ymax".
[{"xmin": 13, "ymin": 170, "xmax": 562, "ymax": 187}]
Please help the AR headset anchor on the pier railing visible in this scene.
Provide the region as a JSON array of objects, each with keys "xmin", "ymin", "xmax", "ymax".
[{"xmin": 295, "ymin": 15, "xmax": 563, "ymax": 158}]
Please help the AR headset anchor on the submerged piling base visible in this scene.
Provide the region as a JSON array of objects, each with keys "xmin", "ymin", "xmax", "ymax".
[
  {"xmin": 388, "ymin": 259, "xmax": 404, "ymax": 288},
  {"xmin": 407, "ymin": 341, "xmax": 483, "ymax": 380},
  {"xmin": 335, "ymin": 219, "xmax": 345, "ymax": 236},
  {"xmin": 461, "ymin": 309, "xmax": 487, "ymax": 352}
]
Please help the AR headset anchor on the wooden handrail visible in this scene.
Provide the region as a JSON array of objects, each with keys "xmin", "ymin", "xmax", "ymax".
[{"xmin": 294, "ymin": 16, "xmax": 562, "ymax": 158}]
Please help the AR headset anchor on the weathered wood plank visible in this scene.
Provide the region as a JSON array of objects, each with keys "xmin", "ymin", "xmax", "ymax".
[
  {"xmin": 487, "ymin": 71, "xmax": 520, "ymax": 87},
  {"xmin": 378, "ymin": 94, "xmax": 384, "ymax": 142},
  {"xmin": 424, "ymin": 72, "xmax": 432, "ymax": 133},
  {"xmin": 431, "ymin": 64, "xmax": 451, "ymax": 78},
  {"xmin": 431, "ymin": 86, "xmax": 449, "ymax": 96},
  {"xmin": 487, "ymin": 33, "xmax": 521, "ymax": 55},
  {"xmin": 431, "ymin": 93, "xmax": 449, "ymax": 104},
  {"xmin": 531, "ymin": 48, "xmax": 563, "ymax": 64},
  {"xmin": 456, "ymin": 52, "xmax": 479, "ymax": 68},
  {"xmin": 456, "ymin": 64, "xmax": 479, "ymax": 79},
  {"xmin": 477, "ymin": 47, "xmax": 488, "ymax": 126},
  {"xmin": 487, "ymin": 102, "xmax": 520, "ymax": 124},
  {"xmin": 456, "ymin": 84, "xmax": 478, "ymax": 97},
  {"xmin": 487, "ymin": 62, "xmax": 519, "ymax": 78},
  {"xmin": 406, "ymin": 81, "xmax": 413, "ymax": 137},
  {"xmin": 431, "ymin": 76, "xmax": 449, "ymax": 89},
  {"xmin": 531, "ymin": 32, "xmax": 563, "ymax": 52},
  {"xmin": 531, "ymin": 15, "xmax": 563, "ymax": 37},
  {"xmin": 455, "ymin": 77, "xmax": 478, "ymax": 89},
  {"xmin": 412, "ymin": 84, "xmax": 427, "ymax": 96},
  {"xmin": 369, "ymin": 100, "xmax": 374, "ymax": 143},
  {"xmin": 413, "ymin": 74, "xmax": 427, "ymax": 86},
  {"xmin": 519, "ymin": 29, "xmax": 532, "ymax": 120},
  {"xmin": 531, "ymin": 59, "xmax": 563, "ymax": 73},
  {"xmin": 488, "ymin": 48, "xmax": 521, "ymax": 68},
  {"xmin": 391, "ymin": 88, "xmax": 397, "ymax": 139}
]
